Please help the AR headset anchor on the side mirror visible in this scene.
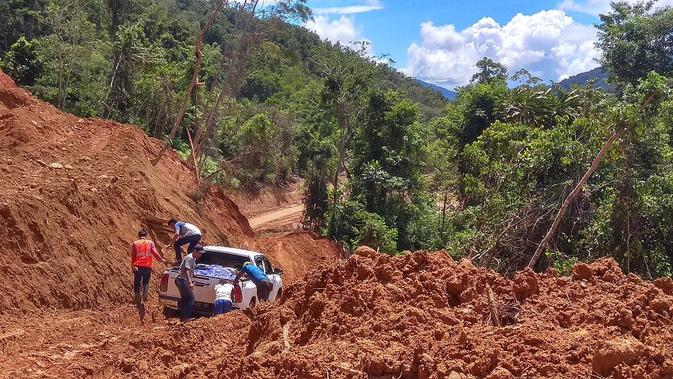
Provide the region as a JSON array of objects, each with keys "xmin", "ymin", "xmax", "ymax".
[{"xmin": 273, "ymin": 267, "xmax": 283, "ymax": 275}]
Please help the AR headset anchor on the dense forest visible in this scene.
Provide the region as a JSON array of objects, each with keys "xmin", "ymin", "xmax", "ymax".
[{"xmin": 3, "ymin": 0, "xmax": 673, "ymax": 279}]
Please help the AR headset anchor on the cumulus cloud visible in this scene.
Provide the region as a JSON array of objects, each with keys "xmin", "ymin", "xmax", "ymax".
[
  {"xmin": 403, "ymin": 10, "xmax": 600, "ymax": 89},
  {"xmin": 304, "ymin": 14, "xmax": 376, "ymax": 56},
  {"xmin": 305, "ymin": 15, "xmax": 361, "ymax": 44},
  {"xmin": 558, "ymin": 0, "xmax": 673, "ymax": 16}
]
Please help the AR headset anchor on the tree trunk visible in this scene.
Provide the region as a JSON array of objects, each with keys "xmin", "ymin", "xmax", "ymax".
[
  {"xmin": 152, "ymin": 0, "xmax": 227, "ymax": 166},
  {"xmin": 440, "ymin": 186, "xmax": 449, "ymax": 236},
  {"xmin": 528, "ymin": 93, "xmax": 657, "ymax": 270},
  {"xmin": 528, "ymin": 125, "xmax": 627, "ymax": 269}
]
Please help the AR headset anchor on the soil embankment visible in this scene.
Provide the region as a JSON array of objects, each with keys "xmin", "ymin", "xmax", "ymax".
[{"xmin": 0, "ymin": 70, "xmax": 338, "ymax": 315}]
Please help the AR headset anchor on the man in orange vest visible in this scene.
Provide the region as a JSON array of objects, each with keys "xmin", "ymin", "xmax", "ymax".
[{"xmin": 131, "ymin": 228, "xmax": 167, "ymax": 311}]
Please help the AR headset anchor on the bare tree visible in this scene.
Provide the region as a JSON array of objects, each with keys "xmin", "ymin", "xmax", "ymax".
[{"xmin": 152, "ymin": 0, "xmax": 229, "ymax": 167}]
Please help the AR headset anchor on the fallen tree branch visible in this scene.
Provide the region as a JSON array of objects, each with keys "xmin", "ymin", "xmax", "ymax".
[
  {"xmin": 528, "ymin": 92, "xmax": 657, "ymax": 269},
  {"xmin": 486, "ymin": 284, "xmax": 500, "ymax": 327}
]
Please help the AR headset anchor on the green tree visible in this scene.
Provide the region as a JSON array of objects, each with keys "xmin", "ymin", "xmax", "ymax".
[
  {"xmin": 471, "ymin": 57, "xmax": 508, "ymax": 84},
  {"xmin": 350, "ymin": 91, "xmax": 427, "ymax": 250},
  {"xmin": 1, "ymin": 36, "xmax": 42, "ymax": 85},
  {"xmin": 597, "ymin": 1, "xmax": 673, "ymax": 87}
]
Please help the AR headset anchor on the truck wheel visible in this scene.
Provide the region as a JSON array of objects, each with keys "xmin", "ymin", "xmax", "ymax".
[
  {"xmin": 248, "ymin": 297, "xmax": 257, "ymax": 309},
  {"xmin": 163, "ymin": 306, "xmax": 178, "ymax": 318}
]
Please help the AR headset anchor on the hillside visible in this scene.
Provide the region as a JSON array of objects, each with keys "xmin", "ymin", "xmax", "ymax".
[
  {"xmin": 416, "ymin": 79, "xmax": 459, "ymax": 100},
  {"xmin": 0, "ymin": 69, "xmax": 341, "ymax": 314},
  {"xmin": 557, "ymin": 67, "xmax": 613, "ymax": 92}
]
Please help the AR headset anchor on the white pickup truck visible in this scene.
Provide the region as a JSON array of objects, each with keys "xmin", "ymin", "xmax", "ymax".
[{"xmin": 158, "ymin": 246, "xmax": 283, "ymax": 315}]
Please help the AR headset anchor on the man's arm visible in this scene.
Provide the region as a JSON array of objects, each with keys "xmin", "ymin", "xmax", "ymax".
[
  {"xmin": 130, "ymin": 244, "xmax": 138, "ymax": 272},
  {"xmin": 234, "ymin": 267, "xmax": 246, "ymax": 283},
  {"xmin": 150, "ymin": 242, "xmax": 166, "ymax": 263}
]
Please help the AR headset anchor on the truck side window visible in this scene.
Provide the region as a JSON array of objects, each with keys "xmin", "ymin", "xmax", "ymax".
[
  {"xmin": 254, "ymin": 256, "xmax": 265, "ymax": 272},
  {"xmin": 261, "ymin": 257, "xmax": 273, "ymax": 274}
]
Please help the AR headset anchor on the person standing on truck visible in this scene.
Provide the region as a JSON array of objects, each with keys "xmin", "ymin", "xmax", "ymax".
[
  {"xmin": 167, "ymin": 219, "xmax": 202, "ymax": 263},
  {"xmin": 131, "ymin": 228, "xmax": 167, "ymax": 306},
  {"xmin": 175, "ymin": 244, "xmax": 205, "ymax": 322},
  {"xmin": 213, "ymin": 278, "xmax": 234, "ymax": 316},
  {"xmin": 234, "ymin": 262, "xmax": 273, "ymax": 302}
]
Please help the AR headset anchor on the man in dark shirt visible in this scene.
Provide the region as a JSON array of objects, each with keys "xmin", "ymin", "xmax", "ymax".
[
  {"xmin": 175, "ymin": 245, "xmax": 204, "ymax": 321},
  {"xmin": 235, "ymin": 262, "xmax": 273, "ymax": 302}
]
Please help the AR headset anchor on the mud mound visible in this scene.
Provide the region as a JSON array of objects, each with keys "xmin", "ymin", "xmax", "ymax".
[
  {"xmin": 0, "ymin": 70, "xmax": 253, "ymax": 314},
  {"xmin": 232, "ymin": 250, "xmax": 673, "ymax": 378}
]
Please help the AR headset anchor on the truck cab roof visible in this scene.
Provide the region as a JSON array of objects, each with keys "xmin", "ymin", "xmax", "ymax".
[{"xmin": 203, "ymin": 246, "xmax": 264, "ymax": 257}]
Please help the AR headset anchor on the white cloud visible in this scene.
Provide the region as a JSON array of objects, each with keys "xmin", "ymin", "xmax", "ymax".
[
  {"xmin": 314, "ymin": 0, "xmax": 383, "ymax": 15},
  {"xmin": 558, "ymin": 0, "xmax": 673, "ymax": 16},
  {"xmin": 403, "ymin": 10, "xmax": 600, "ymax": 89},
  {"xmin": 305, "ymin": 15, "xmax": 361, "ymax": 44},
  {"xmin": 304, "ymin": 14, "xmax": 375, "ymax": 56}
]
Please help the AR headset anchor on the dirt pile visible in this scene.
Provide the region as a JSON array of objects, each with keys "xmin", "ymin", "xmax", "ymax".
[
  {"xmin": 2, "ymin": 248, "xmax": 671, "ymax": 378},
  {"xmin": 0, "ymin": 70, "xmax": 254, "ymax": 314},
  {"xmin": 232, "ymin": 248, "xmax": 673, "ymax": 378}
]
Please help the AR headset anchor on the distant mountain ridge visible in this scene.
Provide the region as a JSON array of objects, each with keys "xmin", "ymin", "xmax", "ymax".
[
  {"xmin": 415, "ymin": 79, "xmax": 458, "ymax": 100},
  {"xmin": 557, "ymin": 67, "xmax": 613, "ymax": 92}
]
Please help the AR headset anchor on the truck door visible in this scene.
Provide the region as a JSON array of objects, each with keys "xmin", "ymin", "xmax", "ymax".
[{"xmin": 258, "ymin": 256, "xmax": 281, "ymax": 300}]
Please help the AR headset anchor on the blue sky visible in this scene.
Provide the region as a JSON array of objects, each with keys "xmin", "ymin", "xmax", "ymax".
[{"xmin": 302, "ymin": 0, "xmax": 660, "ymax": 89}]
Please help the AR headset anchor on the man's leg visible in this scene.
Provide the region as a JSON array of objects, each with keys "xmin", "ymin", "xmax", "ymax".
[
  {"xmin": 186, "ymin": 234, "xmax": 201, "ymax": 255},
  {"xmin": 175, "ymin": 278, "xmax": 194, "ymax": 320},
  {"xmin": 174, "ymin": 236, "xmax": 190, "ymax": 262},
  {"xmin": 133, "ymin": 269, "xmax": 143, "ymax": 307},
  {"xmin": 257, "ymin": 280, "xmax": 272, "ymax": 301},
  {"xmin": 140, "ymin": 267, "xmax": 151, "ymax": 302},
  {"xmin": 222, "ymin": 300, "xmax": 232, "ymax": 313},
  {"xmin": 213, "ymin": 299, "xmax": 224, "ymax": 315}
]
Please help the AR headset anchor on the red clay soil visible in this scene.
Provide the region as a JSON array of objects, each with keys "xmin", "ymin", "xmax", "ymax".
[
  {"xmin": 254, "ymin": 231, "xmax": 344, "ymax": 284},
  {"xmin": 231, "ymin": 248, "xmax": 673, "ymax": 379},
  {"xmin": 3, "ymin": 249, "xmax": 671, "ymax": 379},
  {"xmin": 0, "ymin": 70, "xmax": 254, "ymax": 314}
]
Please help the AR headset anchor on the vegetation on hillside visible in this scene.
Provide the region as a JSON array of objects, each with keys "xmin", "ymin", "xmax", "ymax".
[{"xmin": 3, "ymin": 0, "xmax": 673, "ymax": 278}]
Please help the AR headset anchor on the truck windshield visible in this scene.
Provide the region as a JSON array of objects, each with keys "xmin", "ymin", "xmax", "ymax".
[{"xmin": 198, "ymin": 251, "xmax": 251, "ymax": 270}]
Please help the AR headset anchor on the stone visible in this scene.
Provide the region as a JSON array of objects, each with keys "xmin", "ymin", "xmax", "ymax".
[
  {"xmin": 572, "ymin": 263, "xmax": 593, "ymax": 280},
  {"xmin": 48, "ymin": 163, "xmax": 64, "ymax": 169},
  {"xmin": 592, "ymin": 336, "xmax": 644, "ymax": 376}
]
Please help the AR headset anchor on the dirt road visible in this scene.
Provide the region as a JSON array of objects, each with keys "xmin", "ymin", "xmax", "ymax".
[{"xmin": 248, "ymin": 204, "xmax": 304, "ymax": 229}]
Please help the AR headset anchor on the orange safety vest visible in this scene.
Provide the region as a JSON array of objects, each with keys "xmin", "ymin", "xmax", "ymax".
[{"xmin": 131, "ymin": 238, "xmax": 157, "ymax": 268}]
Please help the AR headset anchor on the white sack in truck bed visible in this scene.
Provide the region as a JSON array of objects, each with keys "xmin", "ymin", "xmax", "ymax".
[{"xmin": 194, "ymin": 265, "xmax": 236, "ymax": 280}]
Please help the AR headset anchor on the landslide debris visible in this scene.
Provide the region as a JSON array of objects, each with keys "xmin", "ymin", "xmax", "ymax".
[
  {"xmin": 0, "ymin": 70, "xmax": 254, "ymax": 314},
  {"xmin": 232, "ymin": 248, "xmax": 673, "ymax": 379}
]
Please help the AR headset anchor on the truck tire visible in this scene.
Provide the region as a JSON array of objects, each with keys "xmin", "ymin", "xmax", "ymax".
[{"xmin": 163, "ymin": 306, "xmax": 178, "ymax": 318}]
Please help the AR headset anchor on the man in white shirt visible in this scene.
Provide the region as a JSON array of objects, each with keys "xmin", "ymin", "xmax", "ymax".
[
  {"xmin": 213, "ymin": 278, "xmax": 234, "ymax": 315},
  {"xmin": 168, "ymin": 218, "xmax": 202, "ymax": 262}
]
